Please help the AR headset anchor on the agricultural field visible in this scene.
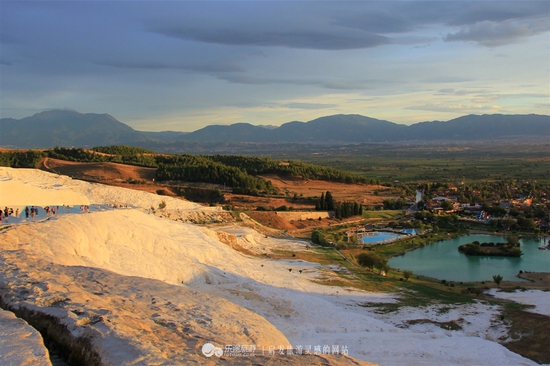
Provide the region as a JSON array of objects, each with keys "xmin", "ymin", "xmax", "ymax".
[{"xmin": 265, "ymin": 141, "xmax": 550, "ymax": 184}]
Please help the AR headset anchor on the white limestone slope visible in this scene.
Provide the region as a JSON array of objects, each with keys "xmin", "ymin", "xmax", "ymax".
[
  {"xmin": 0, "ymin": 167, "xmax": 205, "ymax": 211},
  {"xmin": 0, "ymin": 167, "xmax": 543, "ymax": 365},
  {"xmin": 487, "ymin": 288, "xmax": 550, "ymax": 316},
  {"xmin": 0, "ymin": 309, "xmax": 51, "ymax": 366}
]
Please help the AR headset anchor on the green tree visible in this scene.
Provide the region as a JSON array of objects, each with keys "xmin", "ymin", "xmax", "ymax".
[
  {"xmin": 325, "ymin": 191, "xmax": 335, "ymax": 211},
  {"xmin": 501, "ymin": 218, "xmax": 516, "ymax": 231},
  {"xmin": 319, "ymin": 192, "xmax": 325, "ymax": 210},
  {"xmin": 357, "ymin": 252, "xmax": 375, "ymax": 269},
  {"xmin": 493, "ymin": 274, "xmax": 503, "ymax": 287},
  {"xmin": 357, "ymin": 252, "xmax": 388, "ymax": 274},
  {"xmin": 517, "ymin": 217, "xmax": 536, "ymax": 230},
  {"xmin": 311, "ymin": 230, "xmax": 328, "ymax": 246},
  {"xmin": 506, "ymin": 234, "xmax": 519, "ymax": 246},
  {"xmin": 441, "ymin": 200, "xmax": 454, "ymax": 211},
  {"xmin": 403, "ymin": 270, "xmax": 413, "ymax": 281}
]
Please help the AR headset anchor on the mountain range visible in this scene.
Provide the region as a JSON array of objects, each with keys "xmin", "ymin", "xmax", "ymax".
[{"xmin": 0, "ymin": 110, "xmax": 548, "ymax": 149}]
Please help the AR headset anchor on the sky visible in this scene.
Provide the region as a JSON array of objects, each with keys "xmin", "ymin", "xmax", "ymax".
[{"xmin": 1, "ymin": 1, "xmax": 549, "ymax": 132}]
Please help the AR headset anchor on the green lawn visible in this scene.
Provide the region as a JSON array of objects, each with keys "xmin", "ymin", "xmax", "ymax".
[{"xmin": 362, "ymin": 210, "xmax": 403, "ymax": 219}]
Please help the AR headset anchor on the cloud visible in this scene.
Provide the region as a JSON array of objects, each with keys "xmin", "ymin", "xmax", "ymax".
[
  {"xmin": 145, "ymin": 2, "xmax": 547, "ymax": 50},
  {"xmin": 215, "ymin": 73, "xmax": 374, "ymax": 91},
  {"xmin": 436, "ymin": 88, "xmax": 456, "ymax": 95},
  {"xmin": 471, "ymin": 96, "xmax": 498, "ymax": 104},
  {"xmin": 281, "ymin": 102, "xmax": 338, "ymax": 110},
  {"xmin": 445, "ymin": 19, "xmax": 543, "ymax": 47},
  {"xmin": 436, "ymin": 89, "xmax": 489, "ymax": 96},
  {"xmin": 142, "ymin": 2, "xmax": 402, "ymax": 50},
  {"xmin": 407, "ymin": 103, "xmax": 502, "ymax": 113},
  {"xmin": 447, "ymin": 2, "xmax": 549, "ymax": 26},
  {"xmin": 332, "ymin": 10, "xmax": 414, "ymax": 34},
  {"xmin": 534, "ymin": 103, "xmax": 550, "ymax": 109},
  {"xmin": 97, "ymin": 60, "xmax": 244, "ymax": 73},
  {"xmin": 431, "ymin": 91, "xmax": 549, "ymax": 105},
  {"xmin": 150, "ymin": 25, "xmax": 390, "ymax": 51},
  {"xmin": 319, "ymin": 80, "xmax": 373, "ymax": 91},
  {"xmin": 475, "ymin": 92, "xmax": 548, "ymax": 101},
  {"xmin": 422, "ymin": 77, "xmax": 471, "ymax": 84}
]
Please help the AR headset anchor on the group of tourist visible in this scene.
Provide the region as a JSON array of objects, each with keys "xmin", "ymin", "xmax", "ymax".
[
  {"xmin": 43, "ymin": 206, "xmax": 58, "ymax": 216},
  {"xmin": 0, "ymin": 205, "xmax": 63, "ymax": 224},
  {"xmin": 1, "ymin": 206, "xmax": 19, "ymax": 224},
  {"xmin": 0, "ymin": 203, "xmax": 131, "ymax": 225}
]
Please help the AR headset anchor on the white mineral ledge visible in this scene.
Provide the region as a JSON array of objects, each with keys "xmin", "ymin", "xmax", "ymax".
[{"xmin": 0, "ymin": 308, "xmax": 52, "ymax": 366}]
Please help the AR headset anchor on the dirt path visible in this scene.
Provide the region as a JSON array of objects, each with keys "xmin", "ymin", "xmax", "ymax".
[{"xmin": 517, "ymin": 272, "xmax": 550, "ymax": 288}]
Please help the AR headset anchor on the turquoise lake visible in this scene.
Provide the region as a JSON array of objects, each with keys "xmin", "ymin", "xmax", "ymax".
[{"xmin": 388, "ymin": 234, "xmax": 550, "ymax": 282}]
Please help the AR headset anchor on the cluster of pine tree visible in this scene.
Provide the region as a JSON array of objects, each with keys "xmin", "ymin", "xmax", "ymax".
[
  {"xmin": 335, "ymin": 201, "xmax": 363, "ymax": 219},
  {"xmin": 155, "ymin": 154, "xmax": 277, "ymax": 195},
  {"xmin": 315, "ymin": 191, "xmax": 363, "ymax": 219},
  {"xmin": 209, "ymin": 155, "xmax": 378, "ymax": 184},
  {"xmin": 48, "ymin": 147, "xmax": 159, "ymax": 167},
  {"xmin": 48, "ymin": 147, "xmax": 102, "ymax": 162},
  {"xmin": 0, "ymin": 150, "xmax": 43, "ymax": 168},
  {"xmin": 315, "ymin": 191, "xmax": 335, "ymax": 211}
]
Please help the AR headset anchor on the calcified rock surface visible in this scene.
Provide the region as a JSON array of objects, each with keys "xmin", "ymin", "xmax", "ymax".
[
  {"xmin": 0, "ymin": 252, "xmax": 363, "ymax": 364},
  {"xmin": 0, "ymin": 167, "xmax": 540, "ymax": 365},
  {"xmin": 0, "ymin": 308, "xmax": 52, "ymax": 366}
]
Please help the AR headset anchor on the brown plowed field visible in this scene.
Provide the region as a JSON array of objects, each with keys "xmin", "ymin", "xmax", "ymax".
[
  {"xmin": 37, "ymin": 158, "xmax": 392, "ymax": 231},
  {"xmin": 41, "ymin": 158, "xmax": 155, "ymax": 182},
  {"xmin": 39, "ymin": 158, "xmax": 168, "ymax": 195},
  {"xmin": 260, "ymin": 174, "xmax": 387, "ymax": 205}
]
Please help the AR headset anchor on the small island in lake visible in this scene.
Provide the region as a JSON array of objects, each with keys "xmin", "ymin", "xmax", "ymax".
[{"xmin": 458, "ymin": 239, "xmax": 523, "ymax": 257}]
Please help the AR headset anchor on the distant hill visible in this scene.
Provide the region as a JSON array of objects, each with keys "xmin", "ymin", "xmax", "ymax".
[
  {"xmin": 184, "ymin": 114, "xmax": 549, "ymax": 143},
  {"xmin": 181, "ymin": 123, "xmax": 273, "ymax": 142},
  {"xmin": 269, "ymin": 115, "xmax": 407, "ymax": 143},
  {"xmin": 0, "ymin": 110, "xmax": 148, "ymax": 148},
  {"xmin": 178, "ymin": 115, "xmax": 409, "ymax": 143},
  {"xmin": 407, "ymin": 114, "xmax": 550, "ymax": 140},
  {"xmin": 0, "ymin": 110, "xmax": 548, "ymax": 148}
]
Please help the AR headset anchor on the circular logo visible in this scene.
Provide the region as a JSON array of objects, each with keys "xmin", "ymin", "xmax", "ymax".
[
  {"xmin": 202, "ymin": 343, "xmax": 215, "ymax": 357},
  {"xmin": 202, "ymin": 343, "xmax": 223, "ymax": 358}
]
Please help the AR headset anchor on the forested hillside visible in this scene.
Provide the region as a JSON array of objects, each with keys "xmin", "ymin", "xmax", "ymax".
[{"xmin": 0, "ymin": 146, "xmax": 376, "ymax": 195}]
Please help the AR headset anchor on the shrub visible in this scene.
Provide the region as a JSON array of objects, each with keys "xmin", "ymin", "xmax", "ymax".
[
  {"xmin": 356, "ymin": 252, "xmax": 388, "ymax": 274},
  {"xmin": 311, "ymin": 230, "xmax": 328, "ymax": 246}
]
